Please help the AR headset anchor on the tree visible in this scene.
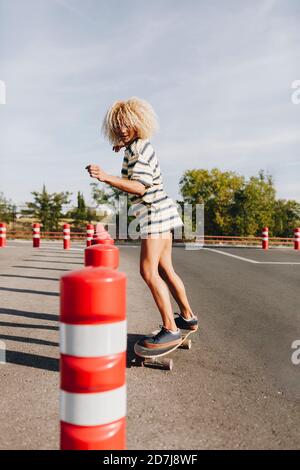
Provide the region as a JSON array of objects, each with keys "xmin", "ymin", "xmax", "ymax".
[
  {"xmin": 0, "ymin": 192, "xmax": 17, "ymax": 225},
  {"xmin": 67, "ymin": 192, "xmax": 96, "ymax": 229},
  {"xmin": 230, "ymin": 170, "xmax": 276, "ymax": 236},
  {"xmin": 273, "ymin": 199, "xmax": 300, "ymax": 237},
  {"xmin": 179, "ymin": 168, "xmax": 244, "ymax": 234},
  {"xmin": 21, "ymin": 185, "xmax": 71, "ymax": 232}
]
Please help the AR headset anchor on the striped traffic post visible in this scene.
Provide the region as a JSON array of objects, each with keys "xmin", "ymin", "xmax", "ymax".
[
  {"xmin": 86, "ymin": 224, "xmax": 94, "ymax": 247},
  {"xmin": 91, "ymin": 223, "xmax": 114, "ymax": 245},
  {"xmin": 92, "ymin": 238, "xmax": 115, "ymax": 246},
  {"xmin": 0, "ymin": 223, "xmax": 6, "ymax": 248},
  {"xmin": 294, "ymin": 228, "xmax": 300, "ymax": 251},
  {"xmin": 85, "ymin": 244, "xmax": 119, "ymax": 269},
  {"xmin": 63, "ymin": 224, "xmax": 71, "ymax": 250},
  {"xmin": 32, "ymin": 223, "xmax": 41, "ymax": 248},
  {"xmin": 262, "ymin": 227, "xmax": 269, "ymax": 250},
  {"xmin": 60, "ymin": 267, "xmax": 127, "ymax": 450}
]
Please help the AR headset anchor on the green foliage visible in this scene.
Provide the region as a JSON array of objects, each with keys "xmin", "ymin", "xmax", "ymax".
[
  {"xmin": 66, "ymin": 192, "xmax": 96, "ymax": 229},
  {"xmin": 230, "ymin": 170, "xmax": 276, "ymax": 236},
  {"xmin": 0, "ymin": 192, "xmax": 17, "ymax": 223},
  {"xmin": 273, "ymin": 199, "xmax": 300, "ymax": 237},
  {"xmin": 180, "ymin": 168, "xmax": 244, "ymax": 234},
  {"xmin": 21, "ymin": 185, "xmax": 72, "ymax": 232},
  {"xmin": 179, "ymin": 168, "xmax": 296, "ymax": 236}
]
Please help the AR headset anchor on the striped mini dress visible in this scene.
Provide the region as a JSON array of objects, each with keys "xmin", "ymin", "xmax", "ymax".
[{"xmin": 121, "ymin": 137, "xmax": 184, "ymax": 237}]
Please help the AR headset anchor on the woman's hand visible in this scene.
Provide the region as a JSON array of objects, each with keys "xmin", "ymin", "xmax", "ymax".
[{"xmin": 85, "ymin": 164, "xmax": 109, "ymax": 182}]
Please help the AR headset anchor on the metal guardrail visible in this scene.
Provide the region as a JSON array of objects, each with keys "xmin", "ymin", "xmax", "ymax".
[{"xmin": 4, "ymin": 231, "xmax": 296, "ymax": 246}]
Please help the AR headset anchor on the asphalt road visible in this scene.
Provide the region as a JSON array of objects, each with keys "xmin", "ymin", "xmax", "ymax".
[{"xmin": 0, "ymin": 241, "xmax": 299, "ymax": 449}]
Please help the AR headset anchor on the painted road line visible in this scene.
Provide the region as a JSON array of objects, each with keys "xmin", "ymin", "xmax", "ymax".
[
  {"xmin": 204, "ymin": 248, "xmax": 259, "ymax": 263},
  {"xmin": 204, "ymin": 248, "xmax": 300, "ymax": 265},
  {"xmin": 259, "ymin": 262, "xmax": 300, "ymax": 265}
]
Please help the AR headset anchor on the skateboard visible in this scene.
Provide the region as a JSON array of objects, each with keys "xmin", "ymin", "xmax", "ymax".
[{"xmin": 134, "ymin": 329, "xmax": 196, "ymax": 371}]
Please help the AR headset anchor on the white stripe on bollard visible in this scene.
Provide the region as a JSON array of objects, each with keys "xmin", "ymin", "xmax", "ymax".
[
  {"xmin": 60, "ymin": 320, "xmax": 127, "ymax": 357},
  {"xmin": 60, "ymin": 385, "xmax": 126, "ymax": 426}
]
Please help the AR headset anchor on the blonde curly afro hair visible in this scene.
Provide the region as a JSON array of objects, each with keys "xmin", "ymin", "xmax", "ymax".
[{"xmin": 101, "ymin": 97, "xmax": 159, "ymax": 145}]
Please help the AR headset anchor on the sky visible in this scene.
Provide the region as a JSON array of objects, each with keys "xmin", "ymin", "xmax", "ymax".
[{"xmin": 0, "ymin": 0, "xmax": 299, "ymax": 209}]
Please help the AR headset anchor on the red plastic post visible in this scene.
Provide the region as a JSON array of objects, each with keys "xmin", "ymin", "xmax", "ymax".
[
  {"xmin": 294, "ymin": 227, "xmax": 300, "ymax": 251},
  {"xmin": 63, "ymin": 224, "xmax": 70, "ymax": 250},
  {"xmin": 85, "ymin": 245, "xmax": 119, "ymax": 269},
  {"xmin": 262, "ymin": 227, "xmax": 268, "ymax": 250},
  {"xmin": 0, "ymin": 223, "xmax": 6, "ymax": 248},
  {"xmin": 92, "ymin": 238, "xmax": 115, "ymax": 246},
  {"xmin": 32, "ymin": 223, "xmax": 40, "ymax": 248},
  {"xmin": 86, "ymin": 224, "xmax": 94, "ymax": 247},
  {"xmin": 60, "ymin": 267, "xmax": 127, "ymax": 450}
]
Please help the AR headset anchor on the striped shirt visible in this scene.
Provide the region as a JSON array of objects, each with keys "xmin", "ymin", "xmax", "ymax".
[
  {"xmin": 121, "ymin": 138, "xmax": 167, "ymax": 206},
  {"xmin": 121, "ymin": 137, "xmax": 184, "ymax": 235}
]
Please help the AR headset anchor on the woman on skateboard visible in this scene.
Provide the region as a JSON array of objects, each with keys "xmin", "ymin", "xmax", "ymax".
[{"xmin": 86, "ymin": 97, "xmax": 198, "ymax": 349}]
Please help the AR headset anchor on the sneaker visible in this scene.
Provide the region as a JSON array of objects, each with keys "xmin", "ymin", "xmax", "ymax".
[
  {"xmin": 142, "ymin": 325, "xmax": 182, "ymax": 349},
  {"xmin": 174, "ymin": 313, "xmax": 198, "ymax": 331}
]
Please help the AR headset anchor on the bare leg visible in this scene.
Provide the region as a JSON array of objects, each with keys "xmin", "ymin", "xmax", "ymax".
[
  {"xmin": 158, "ymin": 235, "xmax": 195, "ymax": 319},
  {"xmin": 140, "ymin": 232, "xmax": 178, "ymax": 331}
]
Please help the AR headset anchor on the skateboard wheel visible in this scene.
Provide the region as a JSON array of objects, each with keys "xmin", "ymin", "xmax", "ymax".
[
  {"xmin": 160, "ymin": 358, "xmax": 173, "ymax": 371},
  {"xmin": 180, "ymin": 339, "xmax": 192, "ymax": 350}
]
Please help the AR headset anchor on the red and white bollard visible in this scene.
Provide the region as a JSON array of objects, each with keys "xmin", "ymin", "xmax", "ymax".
[
  {"xmin": 0, "ymin": 223, "xmax": 6, "ymax": 248},
  {"xmin": 92, "ymin": 223, "xmax": 114, "ymax": 246},
  {"xmin": 262, "ymin": 227, "xmax": 269, "ymax": 250},
  {"xmin": 294, "ymin": 228, "xmax": 300, "ymax": 251},
  {"xmin": 32, "ymin": 223, "xmax": 41, "ymax": 248},
  {"xmin": 92, "ymin": 238, "xmax": 115, "ymax": 246},
  {"xmin": 86, "ymin": 224, "xmax": 94, "ymax": 247},
  {"xmin": 85, "ymin": 244, "xmax": 119, "ymax": 269},
  {"xmin": 60, "ymin": 267, "xmax": 127, "ymax": 450},
  {"xmin": 63, "ymin": 224, "xmax": 70, "ymax": 250}
]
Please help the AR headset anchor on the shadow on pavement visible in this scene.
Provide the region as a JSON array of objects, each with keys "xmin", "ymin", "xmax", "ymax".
[
  {"xmin": 0, "ymin": 321, "xmax": 58, "ymax": 331},
  {"xmin": 0, "ymin": 274, "xmax": 59, "ymax": 281},
  {"xmin": 13, "ymin": 266, "xmax": 69, "ymax": 272},
  {"xmin": 5, "ymin": 350, "xmax": 59, "ymax": 372},
  {"xmin": 32, "ymin": 254, "xmax": 83, "ymax": 260},
  {"xmin": 23, "ymin": 259, "xmax": 83, "ymax": 265},
  {"xmin": 0, "ymin": 334, "xmax": 58, "ymax": 347},
  {"xmin": 0, "ymin": 307, "xmax": 58, "ymax": 322},
  {"xmin": 127, "ymin": 333, "xmax": 146, "ymax": 368},
  {"xmin": 0, "ymin": 286, "xmax": 59, "ymax": 296}
]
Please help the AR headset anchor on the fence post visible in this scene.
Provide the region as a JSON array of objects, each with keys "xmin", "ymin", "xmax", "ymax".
[
  {"xmin": 60, "ymin": 266, "xmax": 127, "ymax": 450},
  {"xmin": 32, "ymin": 223, "xmax": 41, "ymax": 248},
  {"xmin": 63, "ymin": 224, "xmax": 71, "ymax": 250},
  {"xmin": 294, "ymin": 228, "xmax": 300, "ymax": 251},
  {"xmin": 262, "ymin": 227, "xmax": 269, "ymax": 250},
  {"xmin": 86, "ymin": 224, "xmax": 94, "ymax": 247},
  {"xmin": 0, "ymin": 223, "xmax": 6, "ymax": 248}
]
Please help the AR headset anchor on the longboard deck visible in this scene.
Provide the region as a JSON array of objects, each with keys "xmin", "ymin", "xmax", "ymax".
[{"xmin": 134, "ymin": 329, "xmax": 195, "ymax": 359}]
